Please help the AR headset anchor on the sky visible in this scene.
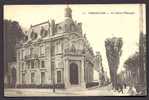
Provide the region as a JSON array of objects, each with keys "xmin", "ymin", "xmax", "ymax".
[{"xmin": 4, "ymin": 4, "xmax": 146, "ymax": 78}]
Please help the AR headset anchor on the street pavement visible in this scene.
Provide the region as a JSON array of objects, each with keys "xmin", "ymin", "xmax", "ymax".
[{"xmin": 4, "ymin": 84, "xmax": 130, "ymax": 97}]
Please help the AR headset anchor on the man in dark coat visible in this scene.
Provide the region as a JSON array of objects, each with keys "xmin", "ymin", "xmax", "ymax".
[{"xmin": 117, "ymin": 83, "xmax": 123, "ymax": 93}]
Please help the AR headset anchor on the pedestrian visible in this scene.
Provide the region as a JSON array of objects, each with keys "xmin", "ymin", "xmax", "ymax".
[
  {"xmin": 127, "ymin": 85, "xmax": 137, "ymax": 96},
  {"xmin": 117, "ymin": 83, "xmax": 123, "ymax": 93},
  {"xmin": 123, "ymin": 83, "xmax": 127, "ymax": 89},
  {"xmin": 119, "ymin": 83, "xmax": 123, "ymax": 93}
]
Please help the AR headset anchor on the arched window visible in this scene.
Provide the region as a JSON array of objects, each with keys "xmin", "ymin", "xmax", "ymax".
[{"xmin": 71, "ymin": 44, "xmax": 76, "ymax": 52}]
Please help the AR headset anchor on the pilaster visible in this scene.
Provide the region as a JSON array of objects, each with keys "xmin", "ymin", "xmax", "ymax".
[{"xmin": 81, "ymin": 58, "xmax": 86, "ymax": 88}]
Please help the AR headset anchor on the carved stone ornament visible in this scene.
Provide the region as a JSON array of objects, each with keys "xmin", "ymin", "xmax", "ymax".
[
  {"xmin": 40, "ymin": 27, "xmax": 48, "ymax": 38},
  {"xmin": 23, "ymin": 35, "xmax": 28, "ymax": 42},
  {"xmin": 69, "ymin": 34, "xmax": 78, "ymax": 40},
  {"xmin": 30, "ymin": 31, "xmax": 37, "ymax": 40}
]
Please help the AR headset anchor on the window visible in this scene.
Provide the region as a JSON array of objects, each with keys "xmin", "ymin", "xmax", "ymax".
[
  {"xmin": 30, "ymin": 48, "xmax": 33, "ymax": 56},
  {"xmin": 57, "ymin": 71, "xmax": 61, "ymax": 83},
  {"xmin": 51, "ymin": 62, "xmax": 55, "ymax": 68},
  {"xmin": 22, "ymin": 73, "xmax": 25, "ymax": 84},
  {"xmin": 31, "ymin": 61, "xmax": 34, "ymax": 68},
  {"xmin": 35, "ymin": 60, "xmax": 40, "ymax": 68},
  {"xmin": 40, "ymin": 45, "xmax": 45, "ymax": 56},
  {"xmin": 27, "ymin": 61, "xmax": 30, "ymax": 69},
  {"xmin": 56, "ymin": 41, "xmax": 60, "ymax": 53},
  {"xmin": 70, "ymin": 24, "xmax": 75, "ymax": 31},
  {"xmin": 45, "ymin": 46, "xmax": 49, "ymax": 55},
  {"xmin": 26, "ymin": 48, "xmax": 29, "ymax": 57},
  {"xmin": 22, "ymin": 50, "xmax": 24, "ymax": 60},
  {"xmin": 56, "ymin": 40, "xmax": 62, "ymax": 54},
  {"xmin": 19, "ymin": 50, "xmax": 22, "ymax": 60},
  {"xmin": 56, "ymin": 41, "xmax": 58, "ymax": 53},
  {"xmin": 58, "ymin": 25, "xmax": 62, "ymax": 30},
  {"xmin": 51, "ymin": 45, "xmax": 55, "ymax": 56},
  {"xmin": 41, "ymin": 72, "xmax": 45, "ymax": 84},
  {"xmin": 22, "ymin": 63, "xmax": 24, "ymax": 70},
  {"xmin": 41, "ymin": 61, "xmax": 45, "ymax": 68},
  {"xmin": 31, "ymin": 72, "xmax": 35, "ymax": 84},
  {"xmin": 17, "ymin": 50, "xmax": 20, "ymax": 60},
  {"xmin": 51, "ymin": 62, "xmax": 55, "ymax": 74},
  {"xmin": 71, "ymin": 44, "xmax": 76, "ymax": 52}
]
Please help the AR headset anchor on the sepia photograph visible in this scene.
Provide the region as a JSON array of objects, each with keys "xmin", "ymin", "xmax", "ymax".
[{"xmin": 3, "ymin": 4, "xmax": 147, "ymax": 96}]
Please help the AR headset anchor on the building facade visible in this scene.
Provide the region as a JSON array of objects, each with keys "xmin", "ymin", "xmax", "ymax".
[{"xmin": 16, "ymin": 6, "xmax": 98, "ymax": 88}]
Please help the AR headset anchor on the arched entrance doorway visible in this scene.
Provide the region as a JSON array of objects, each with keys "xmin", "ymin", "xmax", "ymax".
[{"xmin": 69, "ymin": 63, "xmax": 78, "ymax": 85}]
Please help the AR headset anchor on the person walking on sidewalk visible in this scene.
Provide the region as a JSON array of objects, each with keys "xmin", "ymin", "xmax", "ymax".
[{"xmin": 127, "ymin": 85, "xmax": 137, "ymax": 96}]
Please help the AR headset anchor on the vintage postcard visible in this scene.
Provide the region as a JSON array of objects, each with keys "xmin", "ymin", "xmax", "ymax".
[{"xmin": 4, "ymin": 4, "xmax": 147, "ymax": 96}]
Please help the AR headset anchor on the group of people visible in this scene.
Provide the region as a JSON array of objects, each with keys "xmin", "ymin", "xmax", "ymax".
[
  {"xmin": 116, "ymin": 82, "xmax": 126, "ymax": 93},
  {"xmin": 114, "ymin": 83, "xmax": 138, "ymax": 96}
]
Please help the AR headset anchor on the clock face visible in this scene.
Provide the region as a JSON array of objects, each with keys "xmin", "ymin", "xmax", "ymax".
[{"xmin": 30, "ymin": 31, "xmax": 37, "ymax": 40}]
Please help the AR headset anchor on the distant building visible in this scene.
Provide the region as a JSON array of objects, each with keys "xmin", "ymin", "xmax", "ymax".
[
  {"xmin": 15, "ymin": 6, "xmax": 100, "ymax": 88},
  {"xmin": 94, "ymin": 52, "xmax": 105, "ymax": 86}
]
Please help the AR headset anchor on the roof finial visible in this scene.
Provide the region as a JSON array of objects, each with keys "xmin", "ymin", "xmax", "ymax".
[{"xmin": 64, "ymin": 0, "xmax": 72, "ymax": 18}]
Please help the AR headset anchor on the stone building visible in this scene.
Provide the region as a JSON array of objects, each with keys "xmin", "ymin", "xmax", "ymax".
[{"xmin": 15, "ymin": 6, "xmax": 99, "ymax": 88}]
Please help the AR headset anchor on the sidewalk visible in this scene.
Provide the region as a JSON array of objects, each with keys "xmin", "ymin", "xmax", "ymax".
[{"xmin": 4, "ymin": 85, "xmax": 130, "ymax": 97}]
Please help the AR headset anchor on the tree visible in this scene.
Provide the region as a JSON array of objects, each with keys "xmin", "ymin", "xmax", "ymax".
[
  {"xmin": 124, "ymin": 34, "xmax": 146, "ymax": 94},
  {"xmin": 124, "ymin": 52, "xmax": 139, "ymax": 84},
  {"xmin": 139, "ymin": 32, "xmax": 146, "ymax": 84},
  {"xmin": 105, "ymin": 37, "xmax": 123, "ymax": 89},
  {"xmin": 124, "ymin": 52, "xmax": 139, "ymax": 71},
  {"xmin": 4, "ymin": 19, "xmax": 25, "ymax": 76}
]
